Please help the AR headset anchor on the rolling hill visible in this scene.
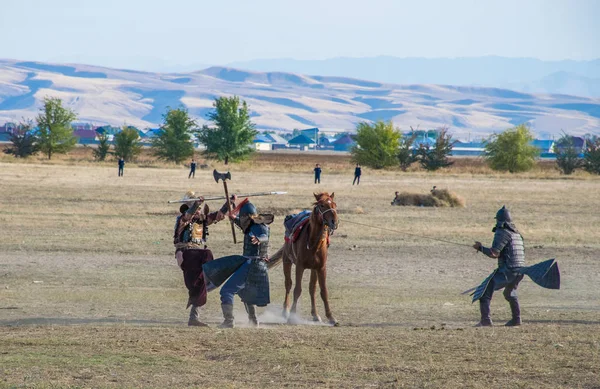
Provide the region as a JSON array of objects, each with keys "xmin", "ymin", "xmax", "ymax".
[{"xmin": 1, "ymin": 59, "xmax": 599, "ymax": 139}]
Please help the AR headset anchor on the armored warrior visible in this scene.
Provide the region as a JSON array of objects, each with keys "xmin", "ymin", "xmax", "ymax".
[
  {"xmin": 202, "ymin": 199, "xmax": 274, "ymax": 328},
  {"xmin": 173, "ymin": 191, "xmax": 232, "ymax": 327},
  {"xmin": 472, "ymin": 206, "xmax": 525, "ymax": 327}
]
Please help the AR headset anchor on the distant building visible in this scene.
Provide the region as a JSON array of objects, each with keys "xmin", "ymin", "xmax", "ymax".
[
  {"xmin": 288, "ymin": 134, "xmax": 316, "ymax": 151},
  {"xmin": 451, "ymin": 141, "xmax": 485, "ymax": 156},
  {"xmin": 253, "ymin": 134, "xmax": 274, "ymax": 151},
  {"xmin": 265, "ymin": 133, "xmax": 288, "ymax": 150},
  {"xmin": 318, "ymin": 135, "xmax": 336, "ymax": 149},
  {"xmin": 530, "ymin": 139, "xmax": 555, "ymax": 154},
  {"xmin": 144, "ymin": 128, "xmax": 162, "ymax": 138},
  {"xmin": 554, "ymin": 136, "xmax": 586, "ymax": 154},
  {"xmin": 300, "ymin": 128, "xmax": 319, "ymax": 143},
  {"xmin": 71, "ymin": 122, "xmax": 95, "ymax": 131},
  {"xmin": 331, "ymin": 134, "xmax": 356, "ymax": 152},
  {"xmin": 73, "ymin": 129, "xmax": 98, "ymax": 145},
  {"xmin": 0, "ymin": 122, "xmax": 18, "ymax": 134},
  {"xmin": 95, "ymin": 125, "xmax": 121, "ymax": 135}
]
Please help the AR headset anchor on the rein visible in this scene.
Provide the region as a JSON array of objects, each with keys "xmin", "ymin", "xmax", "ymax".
[
  {"xmin": 340, "ymin": 218, "xmax": 472, "ymax": 248},
  {"xmin": 306, "ymin": 202, "xmax": 337, "ymax": 250}
]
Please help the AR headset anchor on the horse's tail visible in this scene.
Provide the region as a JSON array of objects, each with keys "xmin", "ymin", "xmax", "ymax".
[{"xmin": 267, "ymin": 245, "xmax": 285, "ymax": 270}]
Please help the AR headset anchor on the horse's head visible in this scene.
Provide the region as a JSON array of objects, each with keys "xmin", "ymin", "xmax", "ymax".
[{"xmin": 313, "ymin": 192, "xmax": 338, "ymax": 232}]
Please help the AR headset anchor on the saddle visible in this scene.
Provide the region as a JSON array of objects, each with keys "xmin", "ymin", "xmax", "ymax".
[{"xmin": 284, "ymin": 211, "xmax": 311, "ymax": 243}]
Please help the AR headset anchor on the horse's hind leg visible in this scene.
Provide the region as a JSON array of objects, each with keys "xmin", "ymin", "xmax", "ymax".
[
  {"xmin": 309, "ymin": 269, "xmax": 321, "ymax": 322},
  {"xmin": 282, "ymin": 260, "xmax": 292, "ymax": 320},
  {"xmin": 288, "ymin": 265, "xmax": 305, "ymax": 324},
  {"xmin": 317, "ymin": 268, "xmax": 339, "ymax": 326}
]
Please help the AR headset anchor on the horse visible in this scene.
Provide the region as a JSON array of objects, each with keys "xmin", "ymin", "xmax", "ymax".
[{"xmin": 270, "ymin": 192, "xmax": 339, "ymax": 326}]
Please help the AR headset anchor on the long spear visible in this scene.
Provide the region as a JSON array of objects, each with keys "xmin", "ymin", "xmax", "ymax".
[{"xmin": 167, "ymin": 191, "xmax": 287, "ymax": 203}]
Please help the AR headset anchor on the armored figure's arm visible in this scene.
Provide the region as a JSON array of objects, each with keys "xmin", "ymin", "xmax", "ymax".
[
  {"xmin": 473, "ymin": 241, "xmax": 500, "ymax": 258},
  {"xmin": 182, "ymin": 199, "xmax": 203, "ymax": 221},
  {"xmin": 232, "ymin": 216, "xmax": 242, "ymax": 230},
  {"xmin": 206, "ymin": 198, "xmax": 235, "ymax": 225},
  {"xmin": 173, "ymin": 215, "xmax": 183, "ymax": 245},
  {"xmin": 474, "ymin": 227, "xmax": 509, "ymax": 259},
  {"xmin": 249, "ymin": 224, "xmax": 269, "ymax": 245},
  {"xmin": 176, "ymin": 199, "xmax": 204, "ymax": 238}
]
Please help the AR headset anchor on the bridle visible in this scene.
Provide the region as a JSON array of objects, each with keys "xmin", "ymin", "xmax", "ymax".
[
  {"xmin": 314, "ymin": 200, "xmax": 338, "ymax": 229},
  {"xmin": 306, "ymin": 200, "xmax": 338, "ymax": 250}
]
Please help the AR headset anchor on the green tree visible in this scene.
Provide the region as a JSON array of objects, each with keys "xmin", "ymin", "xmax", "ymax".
[
  {"xmin": 113, "ymin": 126, "xmax": 142, "ymax": 162},
  {"xmin": 583, "ymin": 135, "xmax": 600, "ymax": 175},
  {"xmin": 416, "ymin": 127, "xmax": 455, "ymax": 171},
  {"xmin": 36, "ymin": 97, "xmax": 77, "ymax": 159},
  {"xmin": 484, "ymin": 124, "xmax": 540, "ymax": 173},
  {"xmin": 397, "ymin": 131, "xmax": 417, "ymax": 171},
  {"xmin": 350, "ymin": 121, "xmax": 401, "ymax": 169},
  {"xmin": 553, "ymin": 133, "xmax": 582, "ymax": 175},
  {"xmin": 93, "ymin": 132, "xmax": 111, "ymax": 161},
  {"xmin": 151, "ymin": 108, "xmax": 197, "ymax": 164},
  {"xmin": 196, "ymin": 96, "xmax": 258, "ymax": 164},
  {"xmin": 5, "ymin": 120, "xmax": 38, "ymax": 158}
]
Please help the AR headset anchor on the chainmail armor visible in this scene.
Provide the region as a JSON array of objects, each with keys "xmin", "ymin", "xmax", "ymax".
[
  {"xmin": 492, "ymin": 228, "xmax": 525, "ymax": 269},
  {"xmin": 243, "ymin": 223, "xmax": 270, "ymax": 258}
]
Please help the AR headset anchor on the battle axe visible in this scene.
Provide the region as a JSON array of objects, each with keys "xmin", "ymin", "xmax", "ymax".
[{"xmin": 213, "ymin": 169, "xmax": 237, "ymax": 244}]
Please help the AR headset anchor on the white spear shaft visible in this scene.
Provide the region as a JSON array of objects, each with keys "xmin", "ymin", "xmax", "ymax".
[{"xmin": 167, "ymin": 191, "xmax": 287, "ymax": 203}]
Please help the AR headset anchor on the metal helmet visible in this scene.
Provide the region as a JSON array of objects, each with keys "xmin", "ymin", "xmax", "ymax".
[
  {"xmin": 182, "ymin": 190, "xmax": 197, "ymax": 205},
  {"xmin": 239, "ymin": 202, "xmax": 258, "ymax": 218},
  {"xmin": 239, "ymin": 202, "xmax": 258, "ymax": 232},
  {"xmin": 493, "ymin": 205, "xmax": 518, "ymax": 232},
  {"xmin": 495, "ymin": 206, "xmax": 512, "ymax": 224}
]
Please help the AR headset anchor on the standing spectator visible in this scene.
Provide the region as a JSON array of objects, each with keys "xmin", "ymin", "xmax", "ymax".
[
  {"xmin": 118, "ymin": 158, "xmax": 125, "ymax": 177},
  {"xmin": 188, "ymin": 158, "xmax": 197, "ymax": 179},
  {"xmin": 313, "ymin": 163, "xmax": 322, "ymax": 184},
  {"xmin": 353, "ymin": 163, "xmax": 362, "ymax": 185}
]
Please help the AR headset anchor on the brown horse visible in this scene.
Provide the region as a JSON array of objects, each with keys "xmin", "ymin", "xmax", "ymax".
[{"xmin": 274, "ymin": 192, "xmax": 339, "ymax": 325}]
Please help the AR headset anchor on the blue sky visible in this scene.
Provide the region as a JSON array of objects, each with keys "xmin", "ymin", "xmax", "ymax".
[{"xmin": 1, "ymin": 0, "xmax": 599, "ymax": 71}]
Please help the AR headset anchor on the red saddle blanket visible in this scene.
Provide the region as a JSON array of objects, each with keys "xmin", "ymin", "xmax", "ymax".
[
  {"xmin": 284, "ymin": 218, "xmax": 331, "ymax": 246},
  {"xmin": 285, "ymin": 217, "xmax": 310, "ymax": 243}
]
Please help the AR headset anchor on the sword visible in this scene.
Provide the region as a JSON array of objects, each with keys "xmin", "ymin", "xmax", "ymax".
[{"xmin": 167, "ymin": 191, "xmax": 287, "ymax": 203}]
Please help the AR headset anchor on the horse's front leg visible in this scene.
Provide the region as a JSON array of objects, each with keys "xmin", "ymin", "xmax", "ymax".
[
  {"xmin": 317, "ymin": 268, "xmax": 339, "ymax": 326},
  {"xmin": 282, "ymin": 260, "xmax": 293, "ymax": 320},
  {"xmin": 309, "ymin": 269, "xmax": 321, "ymax": 322},
  {"xmin": 288, "ymin": 265, "xmax": 305, "ymax": 324}
]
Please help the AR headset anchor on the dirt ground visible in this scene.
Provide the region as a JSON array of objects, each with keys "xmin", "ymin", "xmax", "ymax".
[{"xmin": 0, "ymin": 160, "xmax": 599, "ymax": 388}]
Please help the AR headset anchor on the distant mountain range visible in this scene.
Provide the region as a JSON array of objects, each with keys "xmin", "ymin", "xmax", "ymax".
[
  {"xmin": 1, "ymin": 58, "xmax": 599, "ymax": 139},
  {"xmin": 229, "ymin": 56, "xmax": 600, "ymax": 98}
]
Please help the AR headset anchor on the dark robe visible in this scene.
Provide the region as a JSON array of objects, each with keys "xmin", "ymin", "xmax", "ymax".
[{"xmin": 180, "ymin": 248, "xmax": 214, "ymax": 308}]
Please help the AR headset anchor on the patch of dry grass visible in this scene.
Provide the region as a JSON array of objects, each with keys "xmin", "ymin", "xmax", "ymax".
[
  {"xmin": 392, "ymin": 188, "xmax": 465, "ymax": 207},
  {"xmin": 0, "ymin": 160, "xmax": 599, "ymax": 388}
]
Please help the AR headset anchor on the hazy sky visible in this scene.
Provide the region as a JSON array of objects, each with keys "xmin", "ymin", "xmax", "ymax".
[{"xmin": 1, "ymin": 0, "xmax": 599, "ymax": 71}]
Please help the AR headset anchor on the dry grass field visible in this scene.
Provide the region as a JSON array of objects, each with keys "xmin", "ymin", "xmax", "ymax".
[{"xmin": 1, "ymin": 152, "xmax": 599, "ymax": 388}]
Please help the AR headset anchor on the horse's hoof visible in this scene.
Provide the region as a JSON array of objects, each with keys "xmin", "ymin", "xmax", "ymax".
[
  {"xmin": 329, "ymin": 318, "xmax": 339, "ymax": 326},
  {"xmin": 312, "ymin": 315, "xmax": 322, "ymax": 322},
  {"xmin": 282, "ymin": 310, "xmax": 290, "ymax": 320}
]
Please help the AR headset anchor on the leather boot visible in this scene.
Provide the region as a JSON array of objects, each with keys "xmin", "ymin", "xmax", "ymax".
[
  {"xmin": 219, "ymin": 304, "xmax": 235, "ymax": 328},
  {"xmin": 245, "ymin": 303, "xmax": 259, "ymax": 327},
  {"xmin": 505, "ymin": 300, "xmax": 522, "ymax": 326},
  {"xmin": 476, "ymin": 299, "xmax": 493, "ymax": 327},
  {"xmin": 188, "ymin": 305, "xmax": 208, "ymax": 327}
]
